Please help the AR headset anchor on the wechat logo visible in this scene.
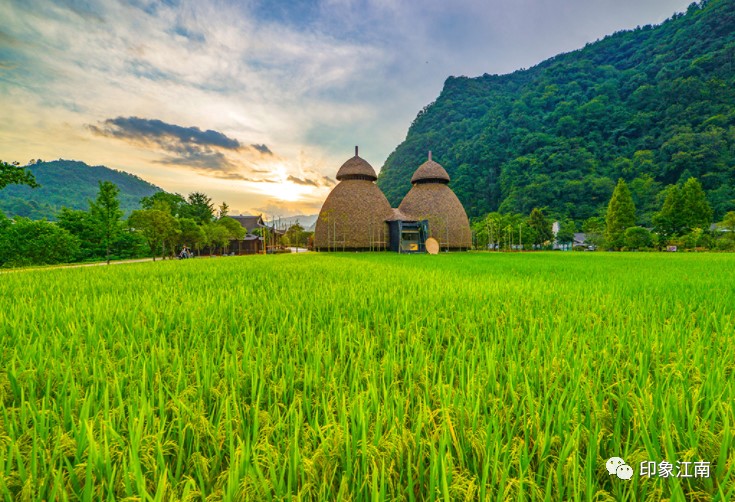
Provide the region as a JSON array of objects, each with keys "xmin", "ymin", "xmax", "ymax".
[{"xmin": 606, "ymin": 457, "xmax": 634, "ymax": 480}]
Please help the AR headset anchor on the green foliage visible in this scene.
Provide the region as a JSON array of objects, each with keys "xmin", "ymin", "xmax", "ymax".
[
  {"xmin": 218, "ymin": 201, "xmax": 230, "ymax": 218},
  {"xmin": 472, "ymin": 211, "xmax": 539, "ymax": 250},
  {"xmin": 128, "ymin": 208, "xmax": 179, "ymax": 261},
  {"xmin": 720, "ymin": 211, "xmax": 735, "ymax": 234},
  {"xmin": 140, "ymin": 191, "xmax": 187, "ymax": 216},
  {"xmin": 528, "ymin": 208, "xmax": 553, "ymax": 245},
  {"xmin": 624, "ymin": 226, "xmax": 654, "ymax": 250},
  {"xmin": 0, "ymin": 217, "xmax": 80, "ymax": 267},
  {"xmin": 606, "ymin": 179, "xmax": 636, "ymax": 250},
  {"xmin": 89, "ymin": 181, "xmax": 124, "ymax": 264},
  {"xmin": 184, "ymin": 192, "xmax": 215, "ymax": 225},
  {"xmin": 217, "ymin": 216, "xmax": 247, "ymax": 241},
  {"xmin": 56, "ymin": 207, "xmax": 98, "ymax": 260},
  {"xmin": 378, "ymin": 0, "xmax": 735, "ymax": 223},
  {"xmin": 0, "ymin": 160, "xmax": 160, "ymax": 220},
  {"xmin": 1, "ymin": 253, "xmax": 734, "ymax": 499},
  {"xmin": 654, "ymin": 177, "xmax": 714, "ymax": 242},
  {"xmin": 177, "ymin": 217, "xmax": 205, "ymax": 252},
  {"xmin": 0, "ymin": 160, "xmax": 39, "ymax": 190},
  {"xmin": 653, "ymin": 184, "xmax": 684, "ymax": 241},
  {"xmin": 285, "ymin": 223, "xmax": 308, "ymax": 248},
  {"xmin": 680, "ymin": 176, "xmax": 713, "ymax": 230},
  {"xmin": 556, "ymin": 218, "xmax": 576, "ymax": 244},
  {"xmin": 582, "ymin": 216, "xmax": 606, "ymax": 248},
  {"xmin": 203, "ymin": 221, "xmax": 230, "ymax": 254}
]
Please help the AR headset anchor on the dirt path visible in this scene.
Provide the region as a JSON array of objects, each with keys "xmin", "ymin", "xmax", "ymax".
[{"xmin": 0, "ymin": 257, "xmax": 157, "ymax": 274}]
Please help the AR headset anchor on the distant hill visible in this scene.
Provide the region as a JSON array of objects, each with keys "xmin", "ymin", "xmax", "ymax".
[
  {"xmin": 255, "ymin": 214, "xmax": 318, "ymax": 232},
  {"xmin": 0, "ymin": 160, "xmax": 162, "ymax": 220},
  {"xmin": 378, "ymin": 0, "xmax": 735, "ymax": 225}
]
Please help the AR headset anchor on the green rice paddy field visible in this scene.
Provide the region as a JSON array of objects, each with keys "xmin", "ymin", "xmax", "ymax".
[{"xmin": 1, "ymin": 252, "xmax": 734, "ymax": 501}]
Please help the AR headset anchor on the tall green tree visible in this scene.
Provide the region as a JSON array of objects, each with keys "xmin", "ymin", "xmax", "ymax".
[
  {"xmin": 285, "ymin": 223, "xmax": 306, "ymax": 248},
  {"xmin": 582, "ymin": 216, "xmax": 606, "ymax": 249},
  {"xmin": 0, "ymin": 160, "xmax": 39, "ymax": 190},
  {"xmin": 652, "ymin": 185, "xmax": 684, "ymax": 241},
  {"xmin": 140, "ymin": 192, "xmax": 188, "ymax": 216},
  {"xmin": 129, "ymin": 208, "xmax": 179, "ymax": 261},
  {"xmin": 89, "ymin": 181, "xmax": 123, "ymax": 264},
  {"xmin": 680, "ymin": 177, "xmax": 713, "ymax": 232},
  {"xmin": 185, "ymin": 192, "xmax": 215, "ymax": 225},
  {"xmin": 218, "ymin": 202, "xmax": 229, "ymax": 218},
  {"xmin": 605, "ymin": 179, "xmax": 636, "ymax": 250},
  {"xmin": 207, "ymin": 217, "xmax": 246, "ymax": 254},
  {"xmin": 177, "ymin": 217, "xmax": 205, "ymax": 254},
  {"xmin": 203, "ymin": 222, "xmax": 230, "ymax": 255},
  {"xmin": 528, "ymin": 208, "xmax": 552, "ymax": 246}
]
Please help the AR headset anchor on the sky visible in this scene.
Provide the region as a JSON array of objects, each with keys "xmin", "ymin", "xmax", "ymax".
[{"xmin": 0, "ymin": 0, "xmax": 693, "ymax": 217}]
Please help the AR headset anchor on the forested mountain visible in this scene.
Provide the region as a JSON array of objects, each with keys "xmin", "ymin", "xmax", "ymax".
[
  {"xmin": 0, "ymin": 160, "xmax": 161, "ymax": 219},
  {"xmin": 378, "ymin": 0, "xmax": 735, "ymax": 225}
]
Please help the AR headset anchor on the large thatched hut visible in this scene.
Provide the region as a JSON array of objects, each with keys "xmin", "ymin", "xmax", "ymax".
[
  {"xmin": 398, "ymin": 152, "xmax": 472, "ymax": 250},
  {"xmin": 314, "ymin": 147, "xmax": 393, "ymax": 250}
]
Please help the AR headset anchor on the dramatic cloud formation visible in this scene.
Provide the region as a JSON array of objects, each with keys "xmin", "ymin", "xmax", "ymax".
[
  {"xmin": 0, "ymin": 0, "xmax": 692, "ymax": 215},
  {"xmin": 89, "ymin": 116, "xmax": 263, "ymax": 175},
  {"xmin": 90, "ymin": 117, "xmax": 242, "ymax": 150}
]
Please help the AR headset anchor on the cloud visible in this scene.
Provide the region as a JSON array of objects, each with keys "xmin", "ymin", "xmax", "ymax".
[
  {"xmin": 90, "ymin": 116, "xmax": 241, "ymax": 150},
  {"xmin": 89, "ymin": 116, "xmax": 254, "ymax": 176},
  {"xmin": 0, "ymin": 0, "xmax": 693, "ymax": 217},
  {"xmin": 287, "ymin": 175, "xmax": 318, "ymax": 187},
  {"xmin": 251, "ymin": 143, "xmax": 273, "ymax": 155}
]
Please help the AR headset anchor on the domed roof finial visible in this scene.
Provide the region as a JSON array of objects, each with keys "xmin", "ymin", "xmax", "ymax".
[
  {"xmin": 410, "ymin": 150, "xmax": 450, "ymax": 184},
  {"xmin": 336, "ymin": 146, "xmax": 377, "ymax": 181}
]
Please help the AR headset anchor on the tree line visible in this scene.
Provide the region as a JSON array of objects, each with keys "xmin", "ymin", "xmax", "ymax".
[
  {"xmin": 472, "ymin": 176, "xmax": 735, "ymax": 251},
  {"xmin": 0, "ymin": 161, "xmax": 311, "ymax": 267}
]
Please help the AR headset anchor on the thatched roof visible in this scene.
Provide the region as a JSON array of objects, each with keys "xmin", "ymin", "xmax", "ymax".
[
  {"xmin": 399, "ymin": 153, "xmax": 471, "ymax": 249},
  {"xmin": 411, "ymin": 151, "xmax": 450, "ymax": 184},
  {"xmin": 385, "ymin": 208, "xmax": 416, "ymax": 222},
  {"xmin": 336, "ymin": 146, "xmax": 378, "ymax": 181},
  {"xmin": 315, "ymin": 179, "xmax": 393, "ymax": 250}
]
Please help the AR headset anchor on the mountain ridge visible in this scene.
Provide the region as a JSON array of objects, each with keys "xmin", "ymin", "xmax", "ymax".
[
  {"xmin": 377, "ymin": 0, "xmax": 735, "ymax": 225},
  {"xmin": 0, "ymin": 159, "xmax": 162, "ymax": 220}
]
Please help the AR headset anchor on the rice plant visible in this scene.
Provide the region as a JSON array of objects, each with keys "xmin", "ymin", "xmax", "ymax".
[{"xmin": 1, "ymin": 252, "xmax": 733, "ymax": 501}]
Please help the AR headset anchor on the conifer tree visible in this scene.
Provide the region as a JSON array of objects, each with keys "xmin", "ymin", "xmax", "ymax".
[
  {"xmin": 680, "ymin": 177, "xmax": 712, "ymax": 232},
  {"xmin": 605, "ymin": 178, "xmax": 636, "ymax": 250},
  {"xmin": 90, "ymin": 181, "xmax": 123, "ymax": 264}
]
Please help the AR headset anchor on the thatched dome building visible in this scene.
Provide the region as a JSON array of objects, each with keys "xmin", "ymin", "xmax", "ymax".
[
  {"xmin": 398, "ymin": 152, "xmax": 472, "ymax": 250},
  {"xmin": 314, "ymin": 147, "xmax": 393, "ymax": 250}
]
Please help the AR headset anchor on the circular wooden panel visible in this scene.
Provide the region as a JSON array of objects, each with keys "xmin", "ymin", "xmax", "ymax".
[{"xmin": 425, "ymin": 237, "xmax": 439, "ymax": 255}]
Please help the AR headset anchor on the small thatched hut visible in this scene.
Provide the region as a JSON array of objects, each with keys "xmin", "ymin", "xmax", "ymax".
[
  {"xmin": 398, "ymin": 152, "xmax": 472, "ymax": 250},
  {"xmin": 314, "ymin": 147, "xmax": 393, "ymax": 250}
]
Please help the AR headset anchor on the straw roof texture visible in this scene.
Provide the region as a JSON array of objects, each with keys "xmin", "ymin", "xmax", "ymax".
[
  {"xmin": 336, "ymin": 155, "xmax": 377, "ymax": 181},
  {"xmin": 411, "ymin": 159, "xmax": 450, "ymax": 184},
  {"xmin": 314, "ymin": 179, "xmax": 393, "ymax": 250},
  {"xmin": 399, "ymin": 183, "xmax": 472, "ymax": 250},
  {"xmin": 386, "ymin": 208, "xmax": 416, "ymax": 222}
]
